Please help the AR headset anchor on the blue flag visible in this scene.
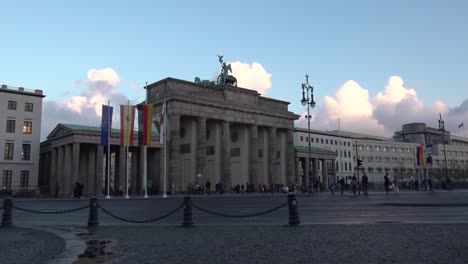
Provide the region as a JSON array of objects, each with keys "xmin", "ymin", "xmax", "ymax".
[{"xmin": 101, "ymin": 105, "xmax": 113, "ymax": 146}]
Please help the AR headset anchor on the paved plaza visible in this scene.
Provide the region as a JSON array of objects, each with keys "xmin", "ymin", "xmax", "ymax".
[{"xmin": 2, "ymin": 191, "xmax": 468, "ymax": 263}]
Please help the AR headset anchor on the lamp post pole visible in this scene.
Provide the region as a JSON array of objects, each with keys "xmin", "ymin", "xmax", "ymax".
[
  {"xmin": 438, "ymin": 113, "xmax": 449, "ymax": 180},
  {"xmin": 301, "ymin": 74, "xmax": 316, "ymax": 193}
]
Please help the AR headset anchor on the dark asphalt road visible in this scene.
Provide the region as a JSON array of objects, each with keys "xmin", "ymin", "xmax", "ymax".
[{"xmin": 3, "ymin": 191, "xmax": 468, "ymax": 227}]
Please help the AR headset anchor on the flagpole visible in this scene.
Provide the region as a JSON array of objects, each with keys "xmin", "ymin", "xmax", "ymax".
[
  {"xmin": 163, "ymin": 99, "xmax": 168, "ymax": 198},
  {"xmin": 337, "ymin": 118, "xmax": 342, "ymax": 181},
  {"xmin": 143, "ymin": 82, "xmax": 148, "ymax": 198},
  {"xmin": 125, "ymin": 100, "xmax": 130, "ymax": 199},
  {"xmin": 106, "ymin": 100, "xmax": 111, "ymax": 199}
]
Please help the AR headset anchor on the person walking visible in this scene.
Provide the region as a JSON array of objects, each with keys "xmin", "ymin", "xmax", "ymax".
[
  {"xmin": 384, "ymin": 173, "xmax": 390, "ymax": 193},
  {"xmin": 362, "ymin": 173, "xmax": 369, "ymax": 195},
  {"xmin": 393, "ymin": 175, "xmax": 400, "ymax": 193},
  {"xmin": 329, "ymin": 176, "xmax": 336, "ymax": 195},
  {"xmin": 338, "ymin": 177, "xmax": 345, "ymax": 195},
  {"xmin": 54, "ymin": 183, "xmax": 60, "ymax": 198},
  {"xmin": 205, "ymin": 180, "xmax": 211, "ymax": 194},
  {"xmin": 351, "ymin": 175, "xmax": 357, "ymax": 195}
]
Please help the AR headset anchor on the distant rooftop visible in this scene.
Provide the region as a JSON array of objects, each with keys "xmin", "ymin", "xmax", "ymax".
[{"xmin": 1, "ymin": 84, "xmax": 44, "ymax": 97}]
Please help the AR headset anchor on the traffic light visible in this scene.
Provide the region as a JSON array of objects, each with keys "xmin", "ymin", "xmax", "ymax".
[{"xmin": 357, "ymin": 159, "xmax": 363, "ymax": 167}]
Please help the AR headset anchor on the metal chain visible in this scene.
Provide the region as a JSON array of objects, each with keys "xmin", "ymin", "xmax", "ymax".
[
  {"xmin": 98, "ymin": 203, "xmax": 185, "ymax": 223},
  {"xmin": 13, "ymin": 204, "xmax": 89, "ymax": 214},
  {"xmin": 191, "ymin": 201, "xmax": 288, "ymax": 218}
]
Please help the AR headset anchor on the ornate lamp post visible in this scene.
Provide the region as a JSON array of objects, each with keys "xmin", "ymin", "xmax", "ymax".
[
  {"xmin": 301, "ymin": 74, "xmax": 316, "ymax": 193},
  {"xmin": 438, "ymin": 113, "xmax": 449, "ymax": 180}
]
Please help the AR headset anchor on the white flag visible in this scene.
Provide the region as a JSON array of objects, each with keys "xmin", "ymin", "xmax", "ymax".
[{"xmin": 160, "ymin": 101, "xmax": 166, "ymax": 144}]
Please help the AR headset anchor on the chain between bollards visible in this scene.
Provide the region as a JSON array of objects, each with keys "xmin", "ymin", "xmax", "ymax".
[
  {"xmin": 88, "ymin": 196, "xmax": 99, "ymax": 227},
  {"xmin": 1, "ymin": 197, "xmax": 13, "ymax": 227},
  {"xmin": 182, "ymin": 196, "xmax": 193, "ymax": 227},
  {"xmin": 288, "ymin": 193, "xmax": 300, "ymax": 226}
]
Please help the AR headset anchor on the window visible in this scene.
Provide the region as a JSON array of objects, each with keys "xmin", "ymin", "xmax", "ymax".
[
  {"xmin": 366, "ymin": 146, "xmax": 372, "ymax": 151},
  {"xmin": 23, "ymin": 121, "xmax": 32, "ymax": 134},
  {"xmin": 383, "ymin": 147, "xmax": 388, "ymax": 152},
  {"xmin": 22, "ymin": 144, "xmax": 31, "ymax": 160},
  {"xmin": 310, "ymin": 138, "xmax": 314, "ymax": 143},
  {"xmin": 24, "ymin": 103, "xmax": 33, "ymax": 112},
  {"xmin": 358, "ymin": 145, "xmax": 363, "ymax": 151},
  {"xmin": 391, "ymin": 147, "xmax": 395, "ymax": 152},
  {"xmin": 368, "ymin": 167, "xmax": 374, "ymax": 173},
  {"xmin": 348, "ymin": 151, "xmax": 351, "ymax": 157},
  {"xmin": 2, "ymin": 170, "xmax": 12, "ymax": 190},
  {"xmin": 6, "ymin": 120, "xmax": 15, "ymax": 133},
  {"xmin": 335, "ymin": 140, "xmax": 338, "ymax": 145},
  {"xmin": 321, "ymin": 139, "xmax": 324, "ymax": 144},
  {"xmin": 8, "ymin": 100, "xmax": 17, "ymax": 110},
  {"xmin": 326, "ymin": 139, "xmax": 329, "ymax": 144},
  {"xmin": 4, "ymin": 143, "xmax": 14, "ymax": 160},
  {"xmin": 376, "ymin": 146, "xmax": 380, "ymax": 152},
  {"xmin": 300, "ymin": 136, "xmax": 303, "ymax": 142},
  {"xmin": 305, "ymin": 137, "xmax": 308, "ymax": 142},
  {"xmin": 20, "ymin": 171, "xmax": 29, "ymax": 188},
  {"xmin": 345, "ymin": 163, "xmax": 348, "ymax": 171}
]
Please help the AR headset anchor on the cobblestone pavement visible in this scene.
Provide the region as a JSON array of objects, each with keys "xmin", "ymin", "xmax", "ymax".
[
  {"xmin": 78, "ymin": 223, "xmax": 468, "ymax": 264},
  {"xmin": 0, "ymin": 227, "xmax": 65, "ymax": 264}
]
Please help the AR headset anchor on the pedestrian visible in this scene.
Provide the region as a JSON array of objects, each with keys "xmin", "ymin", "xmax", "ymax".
[
  {"xmin": 338, "ymin": 177, "xmax": 345, "ymax": 195},
  {"xmin": 205, "ymin": 180, "xmax": 211, "ymax": 194},
  {"xmin": 346, "ymin": 176, "xmax": 352, "ymax": 193},
  {"xmin": 219, "ymin": 179, "xmax": 225, "ymax": 195},
  {"xmin": 351, "ymin": 175, "xmax": 357, "ymax": 195},
  {"xmin": 54, "ymin": 182, "xmax": 60, "ymax": 198},
  {"xmin": 384, "ymin": 173, "xmax": 390, "ymax": 193},
  {"xmin": 362, "ymin": 173, "xmax": 369, "ymax": 195},
  {"xmin": 393, "ymin": 176, "xmax": 400, "ymax": 193},
  {"xmin": 328, "ymin": 176, "xmax": 335, "ymax": 195},
  {"xmin": 73, "ymin": 181, "xmax": 80, "ymax": 198}
]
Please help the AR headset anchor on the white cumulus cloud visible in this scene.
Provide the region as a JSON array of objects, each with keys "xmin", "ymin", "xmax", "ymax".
[
  {"xmin": 41, "ymin": 68, "xmax": 132, "ymax": 140},
  {"xmin": 229, "ymin": 61, "xmax": 272, "ymax": 94},
  {"xmin": 295, "ymin": 76, "xmax": 466, "ymax": 137}
]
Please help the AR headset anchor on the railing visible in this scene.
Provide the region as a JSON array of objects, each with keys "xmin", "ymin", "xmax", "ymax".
[{"xmin": 1, "ymin": 194, "xmax": 301, "ymax": 227}]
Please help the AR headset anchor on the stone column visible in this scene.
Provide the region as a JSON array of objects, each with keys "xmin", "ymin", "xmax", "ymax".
[
  {"xmin": 249, "ymin": 125, "xmax": 258, "ymax": 184},
  {"xmin": 222, "ymin": 121, "xmax": 232, "ymax": 189},
  {"xmin": 214, "ymin": 122, "xmax": 222, "ymax": 184},
  {"xmin": 119, "ymin": 147, "xmax": 126, "ymax": 192},
  {"xmin": 87, "ymin": 145, "xmax": 96, "ymax": 195},
  {"xmin": 191, "ymin": 119, "xmax": 197, "ymax": 185},
  {"xmin": 305, "ymin": 157, "xmax": 310, "ymax": 191},
  {"xmin": 96, "ymin": 145, "xmax": 104, "ymax": 196},
  {"xmin": 332, "ymin": 159, "xmax": 337, "ymax": 187},
  {"xmin": 322, "ymin": 159, "xmax": 328, "ymax": 191},
  {"xmin": 49, "ymin": 147, "xmax": 58, "ymax": 194},
  {"xmin": 72, "ymin": 143, "xmax": 80, "ymax": 186},
  {"xmin": 56, "ymin": 146, "xmax": 65, "ymax": 194},
  {"xmin": 64, "ymin": 144, "xmax": 72, "ymax": 196},
  {"xmin": 286, "ymin": 129, "xmax": 295, "ymax": 184},
  {"xmin": 197, "ymin": 117, "xmax": 207, "ymax": 180},
  {"xmin": 131, "ymin": 149, "xmax": 139, "ymax": 194},
  {"xmin": 169, "ymin": 113, "xmax": 181, "ymax": 191},
  {"xmin": 140, "ymin": 146, "xmax": 146, "ymax": 195},
  {"xmin": 313, "ymin": 158, "xmax": 319, "ymax": 191},
  {"xmin": 269, "ymin": 127, "xmax": 277, "ymax": 185}
]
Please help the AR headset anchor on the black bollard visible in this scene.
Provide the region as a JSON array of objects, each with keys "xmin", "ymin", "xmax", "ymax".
[
  {"xmin": 182, "ymin": 196, "xmax": 193, "ymax": 227},
  {"xmin": 88, "ymin": 196, "xmax": 99, "ymax": 227},
  {"xmin": 1, "ymin": 197, "xmax": 13, "ymax": 227},
  {"xmin": 288, "ymin": 193, "xmax": 300, "ymax": 226}
]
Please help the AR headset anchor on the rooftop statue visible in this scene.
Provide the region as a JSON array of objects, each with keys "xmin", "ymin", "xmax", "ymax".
[{"xmin": 194, "ymin": 55, "xmax": 237, "ymax": 88}]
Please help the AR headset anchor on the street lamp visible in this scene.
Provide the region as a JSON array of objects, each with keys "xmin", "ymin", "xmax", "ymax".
[
  {"xmin": 301, "ymin": 74, "xmax": 316, "ymax": 193},
  {"xmin": 438, "ymin": 113, "xmax": 449, "ymax": 181}
]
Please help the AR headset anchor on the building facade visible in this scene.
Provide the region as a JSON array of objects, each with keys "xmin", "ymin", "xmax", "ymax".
[{"xmin": 0, "ymin": 84, "xmax": 44, "ymax": 192}]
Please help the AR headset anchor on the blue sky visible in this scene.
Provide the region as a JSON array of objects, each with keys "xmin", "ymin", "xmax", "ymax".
[{"xmin": 1, "ymin": 0, "xmax": 468, "ymax": 139}]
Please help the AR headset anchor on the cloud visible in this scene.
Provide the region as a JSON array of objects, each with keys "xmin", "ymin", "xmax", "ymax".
[
  {"xmin": 229, "ymin": 61, "xmax": 272, "ymax": 94},
  {"xmin": 295, "ymin": 76, "xmax": 468, "ymax": 137},
  {"xmin": 41, "ymin": 68, "xmax": 131, "ymax": 141}
]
